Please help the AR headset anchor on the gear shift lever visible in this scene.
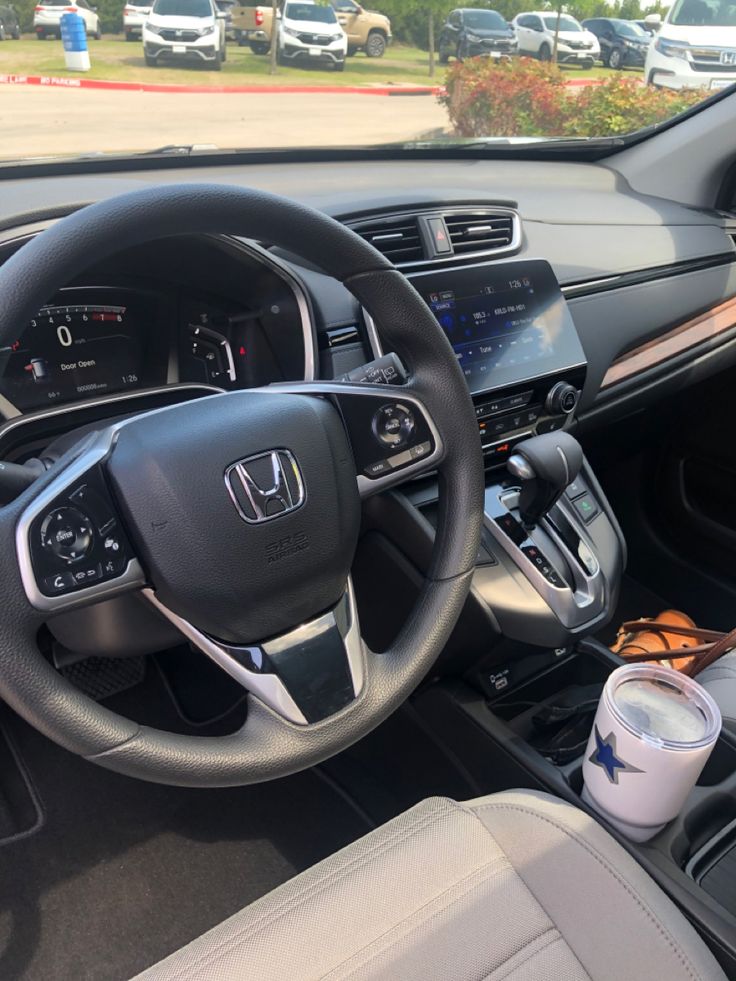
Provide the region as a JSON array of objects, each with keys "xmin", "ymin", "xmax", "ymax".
[{"xmin": 507, "ymin": 432, "xmax": 583, "ymax": 530}]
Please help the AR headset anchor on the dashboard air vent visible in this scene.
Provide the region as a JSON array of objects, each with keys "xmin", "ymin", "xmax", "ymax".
[
  {"xmin": 350, "ymin": 215, "xmax": 424, "ymax": 265},
  {"xmin": 444, "ymin": 211, "xmax": 516, "ymax": 256}
]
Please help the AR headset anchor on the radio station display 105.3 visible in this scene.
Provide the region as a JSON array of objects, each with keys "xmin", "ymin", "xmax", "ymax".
[{"xmin": 0, "ymin": 296, "xmax": 148, "ymax": 412}]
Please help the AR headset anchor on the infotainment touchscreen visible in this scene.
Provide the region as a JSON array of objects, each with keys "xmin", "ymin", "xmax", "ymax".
[{"xmin": 408, "ymin": 259, "xmax": 586, "ymax": 396}]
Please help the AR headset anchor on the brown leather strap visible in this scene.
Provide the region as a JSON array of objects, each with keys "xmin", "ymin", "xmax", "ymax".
[
  {"xmin": 689, "ymin": 625, "xmax": 736, "ymax": 677},
  {"xmin": 617, "ymin": 643, "xmax": 715, "ymax": 665},
  {"xmin": 619, "ymin": 620, "xmax": 727, "ymax": 644}
]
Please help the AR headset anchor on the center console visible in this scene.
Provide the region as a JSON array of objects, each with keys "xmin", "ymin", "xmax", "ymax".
[{"xmin": 375, "ymin": 256, "xmax": 624, "ymax": 650}]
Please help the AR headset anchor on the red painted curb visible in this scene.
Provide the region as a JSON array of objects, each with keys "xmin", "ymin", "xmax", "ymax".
[{"xmin": 0, "ymin": 73, "xmax": 445, "ymax": 96}]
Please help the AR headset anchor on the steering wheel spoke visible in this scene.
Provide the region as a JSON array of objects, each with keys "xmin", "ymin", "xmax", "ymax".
[
  {"xmin": 15, "ymin": 429, "xmax": 145, "ymax": 613},
  {"xmin": 261, "ymin": 381, "xmax": 444, "ymax": 497},
  {"xmin": 144, "ymin": 579, "xmax": 365, "ymax": 726}
]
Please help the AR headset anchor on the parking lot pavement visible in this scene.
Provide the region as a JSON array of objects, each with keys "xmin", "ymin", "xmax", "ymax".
[{"xmin": 0, "ymin": 86, "xmax": 448, "ymax": 158}]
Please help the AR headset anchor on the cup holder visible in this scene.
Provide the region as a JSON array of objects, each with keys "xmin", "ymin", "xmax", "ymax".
[{"xmin": 697, "ymin": 735, "xmax": 736, "ymax": 787}]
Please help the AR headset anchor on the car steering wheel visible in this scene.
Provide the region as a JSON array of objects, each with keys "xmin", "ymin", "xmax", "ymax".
[{"xmin": 0, "ymin": 184, "xmax": 484, "ymax": 787}]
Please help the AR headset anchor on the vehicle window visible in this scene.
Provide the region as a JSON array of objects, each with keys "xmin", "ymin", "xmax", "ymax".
[
  {"xmin": 151, "ymin": 0, "xmax": 212, "ymax": 15},
  {"xmin": 284, "ymin": 2, "xmax": 337, "ymax": 22},
  {"xmin": 670, "ymin": 0, "xmax": 736, "ymax": 25},
  {"xmin": 3, "ymin": 0, "xmax": 725, "ymax": 164},
  {"xmin": 611, "ymin": 19, "xmax": 647, "ymax": 36},
  {"xmin": 541, "ymin": 15, "xmax": 582, "ymax": 32},
  {"xmin": 462, "ymin": 10, "xmax": 506, "ymax": 31}
]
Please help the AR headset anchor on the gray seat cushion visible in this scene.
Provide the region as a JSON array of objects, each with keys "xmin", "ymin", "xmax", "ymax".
[{"xmin": 133, "ymin": 789, "xmax": 725, "ymax": 981}]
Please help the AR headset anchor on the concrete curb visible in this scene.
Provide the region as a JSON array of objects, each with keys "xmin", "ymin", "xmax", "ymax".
[
  {"xmin": 0, "ymin": 73, "xmax": 445, "ymax": 95},
  {"xmin": 0, "ymin": 72, "xmax": 603, "ymax": 95}
]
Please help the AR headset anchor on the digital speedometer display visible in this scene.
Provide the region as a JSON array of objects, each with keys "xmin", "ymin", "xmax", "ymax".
[{"xmin": 0, "ymin": 292, "xmax": 151, "ymax": 412}]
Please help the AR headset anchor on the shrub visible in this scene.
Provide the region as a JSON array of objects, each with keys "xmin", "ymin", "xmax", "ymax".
[
  {"xmin": 441, "ymin": 58, "xmax": 708, "ymax": 140},
  {"xmin": 565, "ymin": 76, "xmax": 705, "ymax": 136},
  {"xmin": 441, "ymin": 58, "xmax": 570, "ymax": 138}
]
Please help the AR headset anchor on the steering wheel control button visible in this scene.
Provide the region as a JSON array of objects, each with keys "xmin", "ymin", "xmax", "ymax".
[
  {"xmin": 69, "ymin": 482, "xmax": 116, "ymax": 534},
  {"xmin": 41, "ymin": 507, "xmax": 94, "ymax": 563},
  {"xmin": 71, "ymin": 563, "xmax": 103, "ymax": 587},
  {"xmin": 573, "ymin": 494, "xmax": 599, "ymax": 523},
  {"xmin": 372, "ymin": 403, "xmax": 415, "ymax": 449},
  {"xmin": 42, "ymin": 571, "xmax": 76, "ymax": 594},
  {"xmin": 364, "ymin": 459, "xmax": 391, "ymax": 478}
]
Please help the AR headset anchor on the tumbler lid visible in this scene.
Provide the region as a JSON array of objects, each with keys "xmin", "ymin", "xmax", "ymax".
[{"xmin": 606, "ymin": 664, "xmax": 721, "ymax": 750}]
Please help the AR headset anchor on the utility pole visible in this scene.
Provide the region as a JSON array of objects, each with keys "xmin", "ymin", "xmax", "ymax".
[
  {"xmin": 552, "ymin": 5, "xmax": 561, "ymax": 63},
  {"xmin": 269, "ymin": 0, "xmax": 278, "ymax": 74},
  {"xmin": 428, "ymin": 8, "xmax": 435, "ymax": 78}
]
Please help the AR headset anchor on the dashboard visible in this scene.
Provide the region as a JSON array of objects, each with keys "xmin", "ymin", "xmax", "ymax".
[{"xmin": 0, "ymin": 155, "xmax": 736, "ymax": 465}]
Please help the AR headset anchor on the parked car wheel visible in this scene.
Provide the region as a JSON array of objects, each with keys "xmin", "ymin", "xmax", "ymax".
[
  {"xmin": 12, "ymin": 25, "xmax": 20, "ymax": 38},
  {"xmin": 144, "ymin": 52, "xmax": 157, "ymax": 65},
  {"xmin": 0, "ymin": 24, "xmax": 6, "ymax": 40},
  {"xmin": 365, "ymin": 30, "xmax": 385, "ymax": 58},
  {"xmin": 212, "ymin": 51, "xmax": 223, "ymax": 70},
  {"xmin": 608, "ymin": 46, "xmax": 623, "ymax": 69},
  {"xmin": 538, "ymin": 42, "xmax": 551, "ymax": 61},
  {"xmin": 334, "ymin": 59, "xmax": 345, "ymax": 71},
  {"xmin": 249, "ymin": 40, "xmax": 269, "ymax": 54},
  {"xmin": 438, "ymin": 45, "xmax": 450, "ymax": 64},
  {"xmin": 125, "ymin": 31, "xmax": 137, "ymax": 41}
]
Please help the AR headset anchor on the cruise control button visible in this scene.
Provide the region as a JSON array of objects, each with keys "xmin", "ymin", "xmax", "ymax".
[
  {"xmin": 573, "ymin": 494, "xmax": 599, "ymax": 523},
  {"xmin": 40, "ymin": 507, "xmax": 94, "ymax": 563},
  {"xmin": 372, "ymin": 403, "xmax": 415, "ymax": 449},
  {"xmin": 42, "ymin": 571, "xmax": 76, "ymax": 594}
]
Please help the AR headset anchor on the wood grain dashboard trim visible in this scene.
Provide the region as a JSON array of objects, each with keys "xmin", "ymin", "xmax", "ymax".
[{"xmin": 601, "ymin": 293, "xmax": 736, "ymax": 389}]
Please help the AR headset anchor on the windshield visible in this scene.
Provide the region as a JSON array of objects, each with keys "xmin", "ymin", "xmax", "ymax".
[
  {"xmin": 463, "ymin": 10, "xmax": 506, "ymax": 31},
  {"xmin": 284, "ymin": 3, "xmax": 337, "ymax": 22},
  {"xmin": 0, "ymin": 1, "xmax": 723, "ymax": 165},
  {"xmin": 151, "ymin": 0, "xmax": 212, "ymax": 16},
  {"xmin": 612, "ymin": 19, "xmax": 648, "ymax": 36},
  {"xmin": 542, "ymin": 15, "xmax": 582, "ymax": 32},
  {"xmin": 669, "ymin": 0, "xmax": 736, "ymax": 25}
]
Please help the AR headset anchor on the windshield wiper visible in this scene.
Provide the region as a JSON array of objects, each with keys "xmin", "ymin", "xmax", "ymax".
[{"xmin": 138, "ymin": 143, "xmax": 220, "ymax": 156}]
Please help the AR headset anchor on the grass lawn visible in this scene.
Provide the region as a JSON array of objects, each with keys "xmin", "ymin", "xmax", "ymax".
[{"xmin": 0, "ymin": 36, "xmax": 630, "ymax": 87}]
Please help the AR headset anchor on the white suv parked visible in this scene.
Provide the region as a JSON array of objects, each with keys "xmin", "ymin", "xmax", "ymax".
[
  {"xmin": 123, "ymin": 2, "xmax": 152, "ymax": 40},
  {"xmin": 512, "ymin": 11, "xmax": 599, "ymax": 67},
  {"xmin": 278, "ymin": 1, "xmax": 347, "ymax": 71},
  {"xmin": 34, "ymin": 0, "xmax": 101, "ymax": 39},
  {"xmin": 143, "ymin": 0, "xmax": 226, "ymax": 69},
  {"xmin": 645, "ymin": 0, "xmax": 736, "ymax": 91}
]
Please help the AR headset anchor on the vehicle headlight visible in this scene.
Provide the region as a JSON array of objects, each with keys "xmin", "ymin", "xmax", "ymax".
[
  {"xmin": 145, "ymin": 22, "xmax": 162, "ymax": 34},
  {"xmin": 465, "ymin": 33, "xmax": 482, "ymax": 43},
  {"xmin": 654, "ymin": 36, "xmax": 689, "ymax": 60},
  {"xmin": 199, "ymin": 23, "xmax": 215, "ymax": 35},
  {"xmin": 282, "ymin": 26, "xmax": 300, "ymax": 38}
]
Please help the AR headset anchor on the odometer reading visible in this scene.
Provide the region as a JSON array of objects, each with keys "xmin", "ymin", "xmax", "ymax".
[{"xmin": 0, "ymin": 303, "xmax": 144, "ymax": 411}]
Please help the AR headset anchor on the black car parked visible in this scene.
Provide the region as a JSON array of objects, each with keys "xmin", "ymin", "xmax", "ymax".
[
  {"xmin": 0, "ymin": 2, "xmax": 20, "ymax": 39},
  {"xmin": 438, "ymin": 7, "xmax": 517, "ymax": 63},
  {"xmin": 582, "ymin": 17, "xmax": 651, "ymax": 69}
]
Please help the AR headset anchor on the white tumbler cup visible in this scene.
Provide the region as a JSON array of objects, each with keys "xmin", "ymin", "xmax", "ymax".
[{"xmin": 582, "ymin": 663, "xmax": 721, "ymax": 842}]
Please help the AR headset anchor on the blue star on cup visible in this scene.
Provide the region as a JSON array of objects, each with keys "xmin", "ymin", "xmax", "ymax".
[{"xmin": 589, "ymin": 727, "xmax": 643, "ymax": 784}]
